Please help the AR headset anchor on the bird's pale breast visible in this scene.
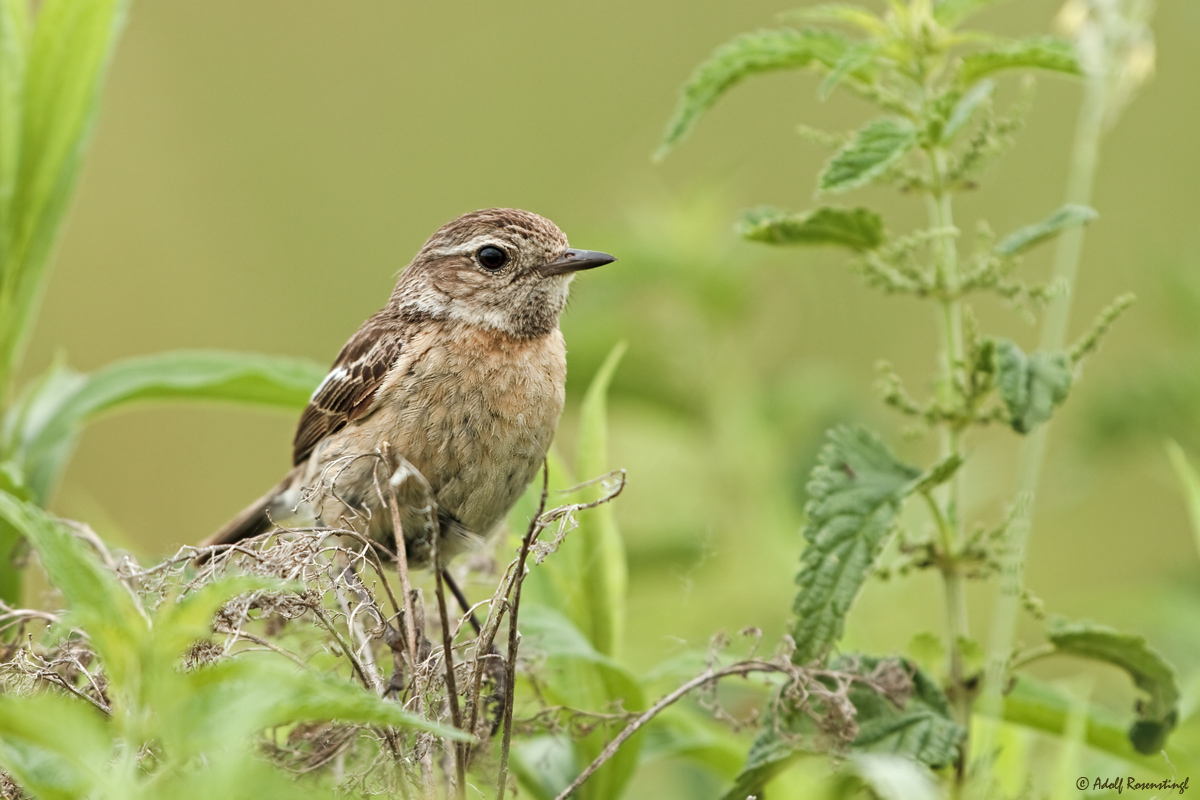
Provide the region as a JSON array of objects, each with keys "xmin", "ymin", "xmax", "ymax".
[{"xmin": 297, "ymin": 321, "xmax": 566, "ymax": 559}]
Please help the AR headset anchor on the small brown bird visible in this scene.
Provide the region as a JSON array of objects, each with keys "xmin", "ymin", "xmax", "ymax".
[{"xmin": 206, "ymin": 208, "xmax": 615, "ymax": 567}]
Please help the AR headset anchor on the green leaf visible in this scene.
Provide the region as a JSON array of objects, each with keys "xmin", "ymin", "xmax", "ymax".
[
  {"xmin": 791, "ymin": 427, "xmax": 921, "ymax": 664},
  {"xmin": 518, "ymin": 605, "xmax": 645, "ymax": 800},
  {"xmin": 0, "ymin": 0, "xmax": 29, "ymax": 262},
  {"xmin": 165, "ymin": 656, "xmax": 470, "ymax": 761},
  {"xmin": 638, "ymin": 707, "xmax": 746, "ymax": 778},
  {"xmin": 933, "ymin": 0, "xmax": 1003, "ymax": 27},
  {"xmin": 1165, "ymin": 441, "xmax": 1200, "ymax": 562},
  {"xmin": 993, "ymin": 339, "xmax": 1073, "ymax": 434},
  {"xmin": 152, "ymin": 576, "xmax": 297, "ymax": 668},
  {"xmin": 0, "ymin": 490, "xmax": 146, "ymax": 689},
  {"xmin": 0, "ymin": 0, "xmax": 130, "ymax": 389},
  {"xmin": 820, "ymin": 41, "xmax": 880, "ymax": 99},
  {"xmin": 995, "ymin": 204, "xmax": 1098, "ymax": 256},
  {"xmin": 0, "ymin": 457, "xmax": 28, "ymax": 604},
  {"xmin": 570, "ymin": 340, "xmax": 627, "ymax": 659},
  {"xmin": 995, "ymin": 676, "xmax": 1180, "ymax": 771},
  {"xmin": 942, "ymin": 79, "xmax": 993, "ymax": 141},
  {"xmin": 513, "ymin": 341, "xmax": 638, "ymax": 800},
  {"xmin": 5, "ymin": 350, "xmax": 325, "ymax": 504},
  {"xmin": 841, "ymin": 656, "xmax": 962, "ymax": 766},
  {"xmin": 847, "ymin": 753, "xmax": 940, "ymax": 800},
  {"xmin": 0, "ymin": 693, "xmax": 112, "ymax": 800},
  {"xmin": 818, "ymin": 118, "xmax": 916, "ymax": 194},
  {"xmin": 656, "ymin": 28, "xmax": 853, "ymax": 160},
  {"xmin": 723, "ymin": 656, "xmax": 962, "ymax": 798},
  {"xmin": 1047, "ymin": 619, "xmax": 1181, "ymax": 754},
  {"xmin": 957, "ymin": 37, "xmax": 1082, "ymax": 86},
  {"xmin": 738, "ymin": 206, "xmax": 884, "ymax": 251}
]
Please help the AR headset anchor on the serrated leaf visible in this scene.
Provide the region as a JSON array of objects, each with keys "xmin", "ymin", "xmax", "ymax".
[
  {"xmin": 942, "ymin": 79, "xmax": 993, "ymax": 141},
  {"xmin": 993, "ymin": 339, "xmax": 1072, "ymax": 434},
  {"xmin": 820, "ymin": 41, "xmax": 880, "ymax": 99},
  {"xmin": 996, "ymin": 204, "xmax": 1098, "ymax": 256},
  {"xmin": 840, "ymin": 656, "xmax": 962, "ymax": 767},
  {"xmin": 739, "ymin": 206, "xmax": 884, "ymax": 251},
  {"xmin": 818, "ymin": 118, "xmax": 916, "ymax": 193},
  {"xmin": 911, "ymin": 453, "xmax": 964, "ymax": 495},
  {"xmin": 656, "ymin": 28, "xmax": 853, "ymax": 160},
  {"xmin": 1047, "ymin": 619, "xmax": 1180, "ymax": 754},
  {"xmin": 933, "ymin": 0, "xmax": 1002, "ymax": 26},
  {"xmin": 4, "ymin": 351, "xmax": 325, "ymax": 504},
  {"xmin": 957, "ymin": 37, "xmax": 1082, "ymax": 86},
  {"xmin": 791, "ymin": 427, "xmax": 921, "ymax": 664},
  {"xmin": 722, "ymin": 656, "xmax": 962, "ymax": 798}
]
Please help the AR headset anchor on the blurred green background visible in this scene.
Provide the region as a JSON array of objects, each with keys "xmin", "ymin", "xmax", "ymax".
[{"xmin": 22, "ymin": 0, "xmax": 1200, "ymax": 784}]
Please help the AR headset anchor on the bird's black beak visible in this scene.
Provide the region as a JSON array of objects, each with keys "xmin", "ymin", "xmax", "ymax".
[{"xmin": 540, "ymin": 249, "xmax": 617, "ymax": 277}]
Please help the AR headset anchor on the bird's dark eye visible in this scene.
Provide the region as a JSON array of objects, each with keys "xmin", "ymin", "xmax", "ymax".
[{"xmin": 476, "ymin": 246, "xmax": 508, "ymax": 271}]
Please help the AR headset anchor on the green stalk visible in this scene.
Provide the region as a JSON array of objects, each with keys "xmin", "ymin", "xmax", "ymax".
[
  {"xmin": 927, "ymin": 146, "xmax": 972, "ymax": 737},
  {"xmin": 974, "ymin": 69, "xmax": 1109, "ymax": 771}
]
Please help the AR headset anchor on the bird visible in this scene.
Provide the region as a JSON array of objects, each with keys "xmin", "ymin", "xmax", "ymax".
[{"xmin": 204, "ymin": 208, "xmax": 615, "ymax": 569}]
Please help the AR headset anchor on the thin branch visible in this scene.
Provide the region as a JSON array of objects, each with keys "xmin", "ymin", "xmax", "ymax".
[
  {"xmin": 431, "ymin": 517, "xmax": 466, "ymax": 798},
  {"xmin": 495, "ymin": 462, "xmax": 550, "ymax": 800},
  {"xmin": 553, "ymin": 661, "xmax": 789, "ymax": 800}
]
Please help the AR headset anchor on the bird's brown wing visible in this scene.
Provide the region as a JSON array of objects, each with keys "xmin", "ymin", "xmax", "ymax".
[{"xmin": 293, "ymin": 315, "xmax": 406, "ymax": 465}]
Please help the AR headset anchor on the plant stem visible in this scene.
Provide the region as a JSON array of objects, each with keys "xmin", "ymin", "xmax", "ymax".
[
  {"xmin": 975, "ymin": 68, "xmax": 1109, "ymax": 772},
  {"xmin": 926, "ymin": 147, "xmax": 972, "ymax": 741}
]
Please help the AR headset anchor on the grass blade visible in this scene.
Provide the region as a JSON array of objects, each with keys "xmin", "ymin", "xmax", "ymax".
[{"xmin": 0, "ymin": 0, "xmax": 129, "ymax": 389}]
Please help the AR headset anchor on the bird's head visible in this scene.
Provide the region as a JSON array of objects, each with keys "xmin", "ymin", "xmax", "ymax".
[{"xmin": 393, "ymin": 208, "xmax": 615, "ymax": 338}]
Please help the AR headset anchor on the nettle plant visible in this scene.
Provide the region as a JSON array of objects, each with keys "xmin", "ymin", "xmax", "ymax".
[{"xmin": 658, "ymin": 0, "xmax": 1177, "ymax": 793}]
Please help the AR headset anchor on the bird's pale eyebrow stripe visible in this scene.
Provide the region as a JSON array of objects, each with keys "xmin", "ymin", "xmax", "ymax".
[{"xmin": 429, "ymin": 235, "xmax": 512, "ymax": 258}]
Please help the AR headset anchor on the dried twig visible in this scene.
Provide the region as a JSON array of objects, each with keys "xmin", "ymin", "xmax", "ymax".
[
  {"xmin": 495, "ymin": 463, "xmax": 550, "ymax": 800},
  {"xmin": 553, "ymin": 661, "xmax": 792, "ymax": 800}
]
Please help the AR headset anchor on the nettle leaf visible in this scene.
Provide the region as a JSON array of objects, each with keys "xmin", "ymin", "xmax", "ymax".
[
  {"xmin": 942, "ymin": 79, "xmax": 993, "ymax": 141},
  {"xmin": 722, "ymin": 656, "xmax": 962, "ymax": 797},
  {"xmin": 738, "ymin": 206, "xmax": 884, "ymax": 251},
  {"xmin": 791, "ymin": 427, "xmax": 921, "ymax": 664},
  {"xmin": 996, "ymin": 204, "xmax": 1098, "ymax": 256},
  {"xmin": 1048, "ymin": 619, "xmax": 1181, "ymax": 754},
  {"xmin": 838, "ymin": 656, "xmax": 963, "ymax": 767},
  {"xmin": 818, "ymin": 118, "xmax": 916, "ymax": 194},
  {"xmin": 820, "ymin": 41, "xmax": 880, "ymax": 99},
  {"xmin": 656, "ymin": 28, "xmax": 852, "ymax": 159},
  {"xmin": 993, "ymin": 339, "xmax": 1072, "ymax": 434},
  {"xmin": 957, "ymin": 37, "xmax": 1082, "ymax": 86}
]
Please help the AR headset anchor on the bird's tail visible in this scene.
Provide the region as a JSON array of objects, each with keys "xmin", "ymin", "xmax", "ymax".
[{"xmin": 202, "ymin": 470, "xmax": 299, "ymax": 555}]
